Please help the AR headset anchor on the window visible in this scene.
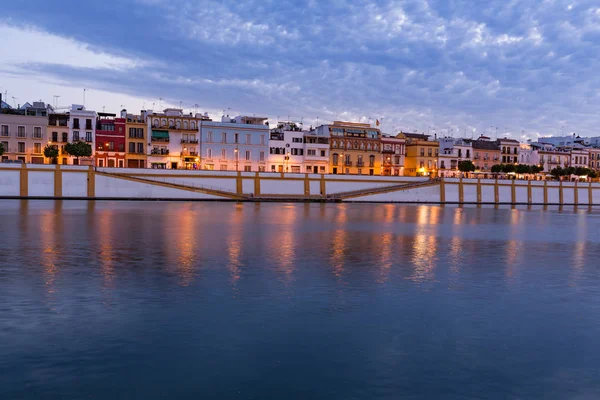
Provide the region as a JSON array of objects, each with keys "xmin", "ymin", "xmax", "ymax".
[
  {"xmin": 129, "ymin": 142, "xmax": 136, "ymax": 153},
  {"xmin": 183, "ymin": 121, "xmax": 188, "ymax": 130},
  {"xmin": 118, "ymin": 143, "xmax": 124, "ymax": 152},
  {"xmin": 291, "ymin": 148, "xmax": 304, "ymax": 156},
  {"xmin": 369, "ymin": 155, "xmax": 375, "ymax": 167},
  {"xmin": 320, "ymin": 166, "xmax": 325, "ymax": 173},
  {"xmin": 244, "ymin": 165, "xmax": 252, "ymax": 172},
  {"xmin": 62, "ymin": 132, "xmax": 68, "ymax": 143},
  {"xmin": 221, "ymin": 149, "xmax": 226, "ymax": 159},
  {"xmin": 245, "ymin": 150, "xmax": 251, "ymax": 161},
  {"xmin": 220, "ymin": 165, "xmax": 228, "ymax": 171},
  {"xmin": 129, "ymin": 128, "xmax": 136, "ymax": 138},
  {"xmin": 137, "ymin": 143, "xmax": 144, "ymax": 154},
  {"xmin": 428, "ymin": 148, "xmax": 432, "ymax": 157},
  {"xmin": 420, "ymin": 148, "xmax": 425, "ymax": 156},
  {"xmin": 1, "ymin": 141, "xmax": 8, "ymax": 152},
  {"xmin": 98, "ymin": 159, "xmax": 104, "ymax": 167},
  {"xmin": 18, "ymin": 142, "xmax": 25, "ymax": 153},
  {"xmin": 73, "ymin": 118, "xmax": 80, "ymax": 129},
  {"xmin": 435, "ymin": 149, "xmax": 439, "ymax": 156},
  {"xmin": 85, "ymin": 119, "xmax": 92, "ymax": 130},
  {"xmin": 17, "ymin": 126, "xmax": 25, "ymax": 138},
  {"xmin": 52, "ymin": 132, "xmax": 58, "ymax": 142},
  {"xmin": 420, "ymin": 160, "xmax": 424, "ymax": 168},
  {"xmin": 308, "ymin": 149, "xmax": 316, "ymax": 156},
  {"xmin": 428, "ymin": 160, "xmax": 432, "ymax": 169},
  {"xmin": 118, "ymin": 160, "xmax": 124, "ymax": 168},
  {"xmin": 221, "ymin": 132, "xmax": 227, "ymax": 143},
  {"xmin": 259, "ymin": 151, "xmax": 265, "ymax": 162},
  {"xmin": 73, "ymin": 131, "xmax": 80, "ymax": 141},
  {"xmin": 86, "ymin": 132, "xmax": 92, "ymax": 142},
  {"xmin": 332, "ymin": 153, "xmax": 339, "ymax": 165},
  {"xmin": 246, "ymin": 134, "xmax": 251, "ymax": 144},
  {"xmin": 234, "ymin": 133, "xmax": 239, "ymax": 143},
  {"xmin": 292, "ymin": 137, "xmax": 303, "ymax": 143},
  {"xmin": 466, "ymin": 149, "xmax": 470, "ymax": 158},
  {"xmin": 259, "ymin": 166, "xmax": 266, "ymax": 172},
  {"xmin": 33, "ymin": 127, "xmax": 42, "ymax": 138},
  {"xmin": 207, "ymin": 132, "xmax": 213, "ymax": 143},
  {"xmin": 321, "ymin": 150, "xmax": 326, "ymax": 157},
  {"xmin": 191, "ymin": 122, "xmax": 196, "ymax": 130},
  {"xmin": 0, "ymin": 125, "xmax": 8, "ymax": 136},
  {"xmin": 108, "ymin": 142, "xmax": 114, "ymax": 151},
  {"xmin": 190, "ymin": 134, "xmax": 196, "ymax": 143},
  {"xmin": 207, "ymin": 148, "xmax": 213, "ymax": 159},
  {"xmin": 357, "ymin": 168, "xmax": 362, "ymax": 175},
  {"xmin": 137, "ymin": 128, "xmax": 144, "ymax": 138},
  {"xmin": 260, "ymin": 135, "xmax": 265, "ymax": 145}
]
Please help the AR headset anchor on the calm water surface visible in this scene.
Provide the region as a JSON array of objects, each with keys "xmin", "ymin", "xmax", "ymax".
[{"xmin": 1, "ymin": 201, "xmax": 600, "ymax": 399}]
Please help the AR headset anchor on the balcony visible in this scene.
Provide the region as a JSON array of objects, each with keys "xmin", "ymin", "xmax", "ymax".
[
  {"xmin": 0, "ymin": 132, "xmax": 9, "ymax": 137},
  {"xmin": 181, "ymin": 139, "xmax": 199, "ymax": 144},
  {"xmin": 344, "ymin": 161, "xmax": 353, "ymax": 166},
  {"xmin": 184, "ymin": 151, "xmax": 198, "ymax": 156},
  {"xmin": 473, "ymin": 156, "xmax": 480, "ymax": 160},
  {"xmin": 16, "ymin": 133, "xmax": 26, "ymax": 138},
  {"xmin": 151, "ymin": 149, "xmax": 169, "ymax": 155},
  {"xmin": 357, "ymin": 161, "xmax": 365, "ymax": 167},
  {"xmin": 151, "ymin": 137, "xmax": 170, "ymax": 143}
]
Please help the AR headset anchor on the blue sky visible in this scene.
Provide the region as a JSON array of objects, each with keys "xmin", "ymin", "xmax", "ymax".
[{"xmin": 1, "ymin": 0, "xmax": 600, "ymax": 140}]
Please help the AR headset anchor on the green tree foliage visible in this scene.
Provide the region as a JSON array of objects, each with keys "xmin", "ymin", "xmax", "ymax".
[
  {"xmin": 43, "ymin": 145, "xmax": 59, "ymax": 164},
  {"xmin": 515, "ymin": 164, "xmax": 530, "ymax": 174},
  {"xmin": 491, "ymin": 164, "xmax": 503, "ymax": 173},
  {"xmin": 457, "ymin": 160, "xmax": 476, "ymax": 172},
  {"xmin": 64, "ymin": 141, "xmax": 92, "ymax": 164},
  {"xmin": 502, "ymin": 164, "xmax": 516, "ymax": 173}
]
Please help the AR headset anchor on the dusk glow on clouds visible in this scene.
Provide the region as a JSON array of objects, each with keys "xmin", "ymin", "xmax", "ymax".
[{"xmin": 1, "ymin": 0, "xmax": 600, "ymax": 140}]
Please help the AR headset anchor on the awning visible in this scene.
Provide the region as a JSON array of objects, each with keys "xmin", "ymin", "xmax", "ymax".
[
  {"xmin": 183, "ymin": 157, "xmax": 196, "ymax": 161},
  {"xmin": 151, "ymin": 162, "xmax": 167, "ymax": 165},
  {"xmin": 151, "ymin": 130, "xmax": 169, "ymax": 138}
]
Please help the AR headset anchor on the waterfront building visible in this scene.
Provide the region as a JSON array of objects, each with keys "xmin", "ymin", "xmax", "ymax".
[
  {"xmin": 401, "ymin": 132, "xmax": 438, "ymax": 177},
  {"xmin": 200, "ymin": 115, "xmax": 269, "ymax": 172},
  {"xmin": 267, "ymin": 122, "xmax": 305, "ymax": 173},
  {"xmin": 47, "ymin": 111, "xmax": 70, "ymax": 164},
  {"xmin": 518, "ymin": 143, "xmax": 540, "ymax": 166},
  {"xmin": 380, "ymin": 135, "xmax": 405, "ymax": 176},
  {"xmin": 537, "ymin": 144, "xmax": 570, "ymax": 172},
  {"xmin": 303, "ymin": 125, "xmax": 330, "ymax": 174},
  {"xmin": 0, "ymin": 101, "xmax": 48, "ymax": 164},
  {"xmin": 68, "ymin": 104, "xmax": 97, "ymax": 165},
  {"xmin": 327, "ymin": 121, "xmax": 382, "ymax": 175},
  {"xmin": 437, "ymin": 137, "xmax": 472, "ymax": 177},
  {"xmin": 498, "ymin": 138, "xmax": 520, "ymax": 164},
  {"xmin": 124, "ymin": 110, "xmax": 147, "ymax": 168},
  {"xmin": 147, "ymin": 108, "xmax": 208, "ymax": 169},
  {"xmin": 471, "ymin": 136, "xmax": 500, "ymax": 172},
  {"xmin": 569, "ymin": 147, "xmax": 588, "ymax": 169},
  {"xmin": 587, "ymin": 148, "xmax": 600, "ymax": 171},
  {"xmin": 95, "ymin": 113, "xmax": 126, "ymax": 168}
]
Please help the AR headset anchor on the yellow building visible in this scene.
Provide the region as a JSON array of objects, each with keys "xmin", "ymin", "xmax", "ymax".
[
  {"xmin": 327, "ymin": 121, "xmax": 381, "ymax": 175},
  {"xmin": 124, "ymin": 110, "xmax": 147, "ymax": 168},
  {"xmin": 400, "ymin": 132, "xmax": 439, "ymax": 177}
]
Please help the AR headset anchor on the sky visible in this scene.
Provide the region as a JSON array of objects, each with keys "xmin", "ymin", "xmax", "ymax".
[{"xmin": 1, "ymin": 0, "xmax": 600, "ymax": 141}]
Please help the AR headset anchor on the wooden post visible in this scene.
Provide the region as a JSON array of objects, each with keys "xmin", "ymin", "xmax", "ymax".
[
  {"xmin": 589, "ymin": 182, "xmax": 593, "ymax": 205},
  {"xmin": 439, "ymin": 176, "xmax": 446, "ymax": 203},
  {"xmin": 511, "ymin": 179, "xmax": 516, "ymax": 204},
  {"xmin": 476, "ymin": 178, "xmax": 482, "ymax": 203},
  {"xmin": 527, "ymin": 180, "xmax": 532, "ymax": 204},
  {"xmin": 87, "ymin": 166, "xmax": 95, "ymax": 198},
  {"xmin": 559, "ymin": 181, "xmax": 563, "ymax": 205},
  {"xmin": 254, "ymin": 172, "xmax": 261, "ymax": 196},
  {"xmin": 543, "ymin": 180, "xmax": 548, "ymax": 204},
  {"xmin": 20, "ymin": 163, "xmax": 28, "ymax": 197},
  {"xmin": 494, "ymin": 178, "xmax": 499, "ymax": 204},
  {"xmin": 574, "ymin": 180, "xmax": 579, "ymax": 205},
  {"xmin": 320, "ymin": 174, "xmax": 326, "ymax": 197},
  {"xmin": 236, "ymin": 171, "xmax": 243, "ymax": 195},
  {"xmin": 304, "ymin": 173, "xmax": 310, "ymax": 196},
  {"xmin": 54, "ymin": 164, "xmax": 62, "ymax": 197},
  {"xmin": 458, "ymin": 177, "xmax": 464, "ymax": 203}
]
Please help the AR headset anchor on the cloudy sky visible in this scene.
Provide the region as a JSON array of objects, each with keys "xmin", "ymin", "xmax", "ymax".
[{"xmin": 1, "ymin": 0, "xmax": 599, "ymax": 140}]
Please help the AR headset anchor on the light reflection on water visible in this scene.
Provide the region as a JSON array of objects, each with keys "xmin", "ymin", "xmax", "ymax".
[{"xmin": 1, "ymin": 201, "xmax": 600, "ymax": 399}]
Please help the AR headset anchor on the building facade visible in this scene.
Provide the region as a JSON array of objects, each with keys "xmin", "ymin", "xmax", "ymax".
[
  {"xmin": 124, "ymin": 110, "xmax": 147, "ymax": 168},
  {"xmin": 328, "ymin": 121, "xmax": 381, "ymax": 175},
  {"xmin": 498, "ymin": 138, "xmax": 520, "ymax": 164},
  {"xmin": 380, "ymin": 135, "xmax": 405, "ymax": 176},
  {"xmin": 471, "ymin": 136, "xmax": 500, "ymax": 172},
  {"xmin": 587, "ymin": 148, "xmax": 600, "ymax": 171},
  {"xmin": 47, "ymin": 112, "xmax": 70, "ymax": 164},
  {"xmin": 303, "ymin": 125, "xmax": 330, "ymax": 174},
  {"xmin": 200, "ymin": 115, "xmax": 269, "ymax": 172},
  {"xmin": 437, "ymin": 137, "xmax": 472, "ymax": 177},
  {"xmin": 0, "ymin": 102, "xmax": 48, "ymax": 164},
  {"xmin": 267, "ymin": 122, "xmax": 305, "ymax": 173},
  {"xmin": 95, "ymin": 113, "xmax": 126, "ymax": 168},
  {"xmin": 401, "ymin": 132, "xmax": 438, "ymax": 177},
  {"xmin": 68, "ymin": 104, "xmax": 97, "ymax": 165}
]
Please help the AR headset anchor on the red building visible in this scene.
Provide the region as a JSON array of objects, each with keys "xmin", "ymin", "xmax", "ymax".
[{"xmin": 95, "ymin": 113, "xmax": 126, "ymax": 168}]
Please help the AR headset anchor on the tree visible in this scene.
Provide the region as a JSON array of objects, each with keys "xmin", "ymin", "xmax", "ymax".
[
  {"xmin": 531, "ymin": 165, "xmax": 541, "ymax": 174},
  {"xmin": 64, "ymin": 141, "xmax": 92, "ymax": 164},
  {"xmin": 457, "ymin": 160, "xmax": 476, "ymax": 172},
  {"xmin": 502, "ymin": 163, "xmax": 516, "ymax": 173},
  {"xmin": 0, "ymin": 142, "xmax": 4, "ymax": 157},
  {"xmin": 515, "ymin": 164, "xmax": 531, "ymax": 174},
  {"xmin": 550, "ymin": 166, "xmax": 563, "ymax": 179},
  {"xmin": 491, "ymin": 164, "xmax": 503, "ymax": 173},
  {"xmin": 43, "ymin": 145, "xmax": 59, "ymax": 164},
  {"xmin": 564, "ymin": 166, "xmax": 575, "ymax": 176},
  {"xmin": 574, "ymin": 166, "xmax": 586, "ymax": 176},
  {"xmin": 589, "ymin": 170, "xmax": 598, "ymax": 179}
]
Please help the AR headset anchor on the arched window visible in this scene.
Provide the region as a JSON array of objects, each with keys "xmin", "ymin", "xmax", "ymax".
[
  {"xmin": 191, "ymin": 122, "xmax": 196, "ymax": 130},
  {"xmin": 153, "ymin": 119, "xmax": 159, "ymax": 127},
  {"xmin": 161, "ymin": 118, "xmax": 166, "ymax": 127},
  {"xmin": 207, "ymin": 148, "xmax": 212, "ymax": 159},
  {"xmin": 332, "ymin": 140, "xmax": 338, "ymax": 149},
  {"xmin": 169, "ymin": 119, "xmax": 174, "ymax": 128},
  {"xmin": 184, "ymin": 120, "xmax": 188, "ymax": 129},
  {"xmin": 367, "ymin": 143, "xmax": 372, "ymax": 151},
  {"xmin": 374, "ymin": 143, "xmax": 379, "ymax": 151},
  {"xmin": 360, "ymin": 142, "xmax": 365, "ymax": 150},
  {"xmin": 332, "ymin": 153, "xmax": 339, "ymax": 165},
  {"xmin": 353, "ymin": 142, "xmax": 359, "ymax": 149},
  {"xmin": 176, "ymin": 120, "xmax": 181, "ymax": 129}
]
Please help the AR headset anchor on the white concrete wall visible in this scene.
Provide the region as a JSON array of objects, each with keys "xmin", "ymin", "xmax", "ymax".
[
  {"xmin": 242, "ymin": 179, "xmax": 254, "ymax": 195},
  {"xmin": 95, "ymin": 175, "xmax": 222, "ymax": 199},
  {"xmin": 0, "ymin": 170, "xmax": 20, "ymax": 196},
  {"xmin": 260, "ymin": 179, "xmax": 304, "ymax": 195},
  {"xmin": 310, "ymin": 181, "xmax": 321, "ymax": 196},
  {"xmin": 133, "ymin": 176, "xmax": 237, "ymax": 193},
  {"xmin": 352, "ymin": 185, "xmax": 440, "ymax": 202},
  {"xmin": 28, "ymin": 171, "xmax": 54, "ymax": 197},
  {"xmin": 515, "ymin": 186, "xmax": 528, "ymax": 203},
  {"xmin": 445, "ymin": 183, "xmax": 459, "ymax": 202},
  {"xmin": 531, "ymin": 187, "xmax": 544, "ymax": 203},
  {"xmin": 463, "ymin": 185, "xmax": 477, "ymax": 202},
  {"xmin": 326, "ymin": 181, "xmax": 400, "ymax": 194},
  {"xmin": 62, "ymin": 172, "xmax": 88, "ymax": 197},
  {"xmin": 482, "ymin": 185, "xmax": 495, "ymax": 202}
]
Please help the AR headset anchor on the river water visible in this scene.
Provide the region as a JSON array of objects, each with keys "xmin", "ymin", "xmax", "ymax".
[{"xmin": 1, "ymin": 201, "xmax": 600, "ymax": 399}]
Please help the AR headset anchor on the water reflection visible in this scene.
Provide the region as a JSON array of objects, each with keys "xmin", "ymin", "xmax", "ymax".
[
  {"xmin": 409, "ymin": 206, "xmax": 440, "ymax": 283},
  {"xmin": 98, "ymin": 208, "xmax": 116, "ymax": 289},
  {"xmin": 330, "ymin": 204, "xmax": 349, "ymax": 279}
]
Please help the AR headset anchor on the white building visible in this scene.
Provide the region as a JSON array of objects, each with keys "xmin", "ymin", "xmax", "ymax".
[
  {"xmin": 200, "ymin": 115, "xmax": 269, "ymax": 172},
  {"xmin": 437, "ymin": 137, "xmax": 472, "ymax": 177},
  {"xmin": 68, "ymin": 104, "xmax": 96, "ymax": 165},
  {"xmin": 267, "ymin": 122, "xmax": 305, "ymax": 173},
  {"xmin": 518, "ymin": 143, "xmax": 540, "ymax": 166},
  {"xmin": 303, "ymin": 125, "xmax": 330, "ymax": 174}
]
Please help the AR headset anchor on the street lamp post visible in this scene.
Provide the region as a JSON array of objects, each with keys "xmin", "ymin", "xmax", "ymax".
[
  {"xmin": 234, "ymin": 146, "xmax": 238, "ymax": 171},
  {"xmin": 285, "ymin": 152, "xmax": 290, "ymax": 172}
]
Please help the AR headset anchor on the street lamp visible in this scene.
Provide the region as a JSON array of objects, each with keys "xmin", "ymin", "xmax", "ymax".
[
  {"xmin": 285, "ymin": 152, "xmax": 290, "ymax": 172},
  {"xmin": 234, "ymin": 146, "xmax": 238, "ymax": 171}
]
